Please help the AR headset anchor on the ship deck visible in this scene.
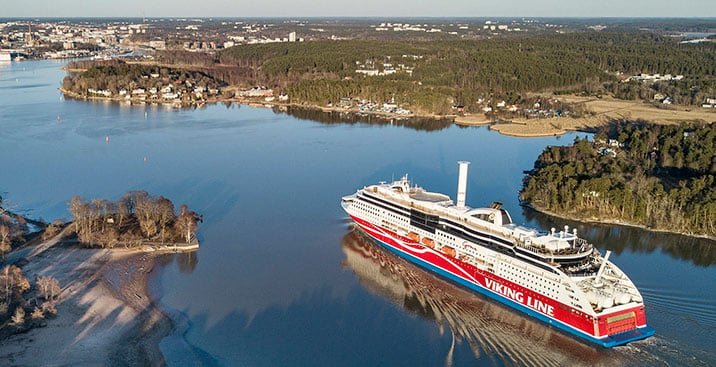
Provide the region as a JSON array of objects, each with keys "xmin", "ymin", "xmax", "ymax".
[{"xmin": 409, "ymin": 190, "xmax": 451, "ymax": 203}]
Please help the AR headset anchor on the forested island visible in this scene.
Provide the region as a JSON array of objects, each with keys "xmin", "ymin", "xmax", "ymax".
[
  {"xmin": 67, "ymin": 191, "xmax": 201, "ymax": 248},
  {"xmin": 62, "ymin": 31, "xmax": 716, "ymax": 122},
  {"xmin": 521, "ymin": 122, "xmax": 716, "ymax": 237}
]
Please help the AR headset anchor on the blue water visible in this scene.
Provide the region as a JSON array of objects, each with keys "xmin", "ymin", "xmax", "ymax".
[{"xmin": 1, "ymin": 59, "xmax": 714, "ymax": 366}]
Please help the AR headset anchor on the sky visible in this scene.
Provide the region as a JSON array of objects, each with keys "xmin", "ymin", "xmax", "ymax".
[{"xmin": 2, "ymin": 0, "xmax": 716, "ymax": 18}]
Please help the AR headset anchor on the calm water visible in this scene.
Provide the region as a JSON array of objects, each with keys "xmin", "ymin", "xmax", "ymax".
[{"xmin": 1, "ymin": 60, "xmax": 714, "ymax": 366}]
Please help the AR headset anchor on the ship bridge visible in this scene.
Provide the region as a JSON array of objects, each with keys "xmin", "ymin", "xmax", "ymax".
[
  {"xmin": 508, "ymin": 224, "xmax": 594, "ymax": 267},
  {"xmin": 381, "ymin": 174, "xmax": 454, "ymax": 206},
  {"xmin": 530, "ymin": 227, "xmax": 587, "ymax": 253}
]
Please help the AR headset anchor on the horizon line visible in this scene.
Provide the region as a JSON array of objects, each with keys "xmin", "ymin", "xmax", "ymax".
[{"xmin": 2, "ymin": 16, "xmax": 716, "ymax": 20}]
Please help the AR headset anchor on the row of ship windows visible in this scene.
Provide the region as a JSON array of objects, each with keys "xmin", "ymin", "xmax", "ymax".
[
  {"xmin": 503, "ymin": 263, "xmax": 560, "ymax": 298},
  {"xmin": 365, "ymin": 203, "xmax": 537, "ymax": 283},
  {"xmin": 357, "ymin": 202, "xmax": 382, "ymax": 218},
  {"xmin": 361, "ymin": 202, "xmax": 559, "ymax": 298},
  {"xmin": 362, "ymin": 201, "xmax": 570, "ymax": 306},
  {"xmin": 386, "ymin": 212, "xmax": 406, "ymax": 223},
  {"xmin": 437, "ymin": 231, "xmax": 457, "ymax": 246}
]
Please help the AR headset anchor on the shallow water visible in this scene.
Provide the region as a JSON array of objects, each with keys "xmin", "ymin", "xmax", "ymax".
[{"xmin": 1, "ymin": 59, "xmax": 714, "ymax": 366}]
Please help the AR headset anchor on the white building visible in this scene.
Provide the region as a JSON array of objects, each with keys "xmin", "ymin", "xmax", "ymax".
[{"xmin": 355, "ymin": 69, "xmax": 379, "ymax": 76}]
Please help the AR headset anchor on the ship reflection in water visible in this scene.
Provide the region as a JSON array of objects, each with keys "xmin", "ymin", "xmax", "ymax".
[{"xmin": 340, "ymin": 228, "xmax": 634, "ymax": 367}]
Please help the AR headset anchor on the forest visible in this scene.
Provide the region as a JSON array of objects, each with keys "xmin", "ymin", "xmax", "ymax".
[
  {"xmin": 521, "ymin": 122, "xmax": 716, "ymax": 237},
  {"xmin": 163, "ymin": 31, "xmax": 716, "ymax": 114},
  {"xmin": 62, "ymin": 60, "xmax": 225, "ymax": 99},
  {"xmin": 67, "ymin": 31, "xmax": 716, "ymax": 115}
]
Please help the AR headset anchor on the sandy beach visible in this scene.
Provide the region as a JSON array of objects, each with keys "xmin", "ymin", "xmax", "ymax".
[
  {"xmin": 0, "ymin": 232, "xmax": 172, "ymax": 366},
  {"xmin": 453, "ymin": 114, "xmax": 492, "ymax": 126}
]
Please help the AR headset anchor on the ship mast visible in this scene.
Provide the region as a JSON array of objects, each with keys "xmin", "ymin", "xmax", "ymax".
[
  {"xmin": 456, "ymin": 161, "xmax": 470, "ymax": 208},
  {"xmin": 593, "ymin": 250, "xmax": 612, "ymax": 287}
]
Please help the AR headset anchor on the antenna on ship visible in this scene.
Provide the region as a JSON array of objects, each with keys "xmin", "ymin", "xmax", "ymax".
[
  {"xmin": 593, "ymin": 250, "xmax": 612, "ymax": 288},
  {"xmin": 456, "ymin": 161, "xmax": 470, "ymax": 208}
]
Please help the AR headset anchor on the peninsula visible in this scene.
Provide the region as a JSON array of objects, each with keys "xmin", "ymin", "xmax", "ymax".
[
  {"xmin": 0, "ymin": 192, "xmax": 201, "ymax": 365},
  {"xmin": 521, "ymin": 122, "xmax": 716, "ymax": 238}
]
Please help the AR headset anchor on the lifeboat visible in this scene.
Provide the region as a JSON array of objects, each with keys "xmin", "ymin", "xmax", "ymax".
[
  {"xmin": 442, "ymin": 246, "xmax": 456, "ymax": 257},
  {"xmin": 407, "ymin": 232, "xmax": 421, "ymax": 242},
  {"xmin": 421, "ymin": 237, "xmax": 435, "ymax": 248}
]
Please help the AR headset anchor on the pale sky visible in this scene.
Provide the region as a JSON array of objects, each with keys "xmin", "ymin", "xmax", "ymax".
[{"xmin": 2, "ymin": 0, "xmax": 715, "ymax": 18}]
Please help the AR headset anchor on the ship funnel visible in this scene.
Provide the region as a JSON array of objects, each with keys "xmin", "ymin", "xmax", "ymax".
[{"xmin": 456, "ymin": 161, "xmax": 470, "ymax": 208}]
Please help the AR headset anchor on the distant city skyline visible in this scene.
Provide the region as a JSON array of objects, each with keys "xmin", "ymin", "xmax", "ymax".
[{"xmin": 3, "ymin": 0, "xmax": 716, "ymax": 18}]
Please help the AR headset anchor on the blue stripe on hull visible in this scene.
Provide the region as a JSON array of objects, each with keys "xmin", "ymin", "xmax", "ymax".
[{"xmin": 368, "ymin": 234, "xmax": 655, "ymax": 348}]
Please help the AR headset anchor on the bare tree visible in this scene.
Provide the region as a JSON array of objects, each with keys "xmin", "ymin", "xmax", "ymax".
[
  {"xmin": 116, "ymin": 198, "xmax": 130, "ymax": 228},
  {"xmin": 37, "ymin": 276, "xmax": 61, "ymax": 300},
  {"xmin": 1, "ymin": 265, "xmax": 29, "ymax": 302},
  {"xmin": 41, "ymin": 300, "xmax": 57, "ymax": 315},
  {"xmin": 1, "ymin": 266, "xmax": 11, "ymax": 302},
  {"xmin": 135, "ymin": 195, "xmax": 159, "ymax": 238},
  {"xmin": 156, "ymin": 196, "xmax": 175, "ymax": 242},
  {"xmin": 42, "ymin": 222, "xmax": 62, "ymax": 241},
  {"xmin": 68, "ymin": 196, "xmax": 90, "ymax": 236},
  {"xmin": 31, "ymin": 307, "xmax": 44, "ymax": 319},
  {"xmin": 0, "ymin": 225, "xmax": 10, "ymax": 260},
  {"xmin": 90, "ymin": 198, "xmax": 105, "ymax": 234},
  {"xmin": 11, "ymin": 307, "xmax": 25, "ymax": 325},
  {"xmin": 176, "ymin": 204, "xmax": 198, "ymax": 243}
]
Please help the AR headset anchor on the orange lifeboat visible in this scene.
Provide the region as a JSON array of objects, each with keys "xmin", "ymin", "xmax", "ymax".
[
  {"xmin": 421, "ymin": 237, "xmax": 435, "ymax": 248},
  {"xmin": 442, "ymin": 246, "xmax": 456, "ymax": 257},
  {"xmin": 407, "ymin": 232, "xmax": 420, "ymax": 242}
]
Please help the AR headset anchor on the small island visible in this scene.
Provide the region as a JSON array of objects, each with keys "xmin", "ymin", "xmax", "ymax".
[
  {"xmin": 521, "ymin": 121, "xmax": 716, "ymax": 238},
  {"xmin": 0, "ymin": 191, "xmax": 201, "ymax": 365}
]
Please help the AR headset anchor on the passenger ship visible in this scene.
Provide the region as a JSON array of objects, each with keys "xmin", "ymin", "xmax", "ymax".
[{"xmin": 341, "ymin": 161, "xmax": 655, "ymax": 347}]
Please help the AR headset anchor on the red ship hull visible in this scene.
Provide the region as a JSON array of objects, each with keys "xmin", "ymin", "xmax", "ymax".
[{"xmin": 349, "ymin": 215, "xmax": 655, "ymax": 347}]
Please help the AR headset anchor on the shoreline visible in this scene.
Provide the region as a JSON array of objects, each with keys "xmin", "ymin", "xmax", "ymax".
[
  {"xmin": 61, "ymin": 87, "xmax": 589, "ymax": 137},
  {"xmin": 523, "ymin": 203, "xmax": 716, "ymax": 242},
  {"xmin": 60, "ymin": 87, "xmax": 713, "ymax": 139},
  {"xmin": 59, "ymin": 88, "xmax": 452, "ymax": 122},
  {"xmin": 0, "ymin": 231, "xmax": 180, "ymax": 365}
]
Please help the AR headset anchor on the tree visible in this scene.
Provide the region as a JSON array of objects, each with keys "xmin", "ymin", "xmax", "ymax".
[
  {"xmin": 31, "ymin": 307, "xmax": 44, "ymax": 319},
  {"xmin": 11, "ymin": 306, "xmax": 25, "ymax": 325},
  {"xmin": 37, "ymin": 276, "xmax": 61, "ymax": 300},
  {"xmin": 156, "ymin": 196, "xmax": 175, "ymax": 242},
  {"xmin": 176, "ymin": 204, "xmax": 198, "ymax": 244},
  {"xmin": 42, "ymin": 221, "xmax": 63, "ymax": 241},
  {"xmin": 68, "ymin": 196, "xmax": 90, "ymax": 236},
  {"xmin": 41, "ymin": 301, "xmax": 57, "ymax": 315},
  {"xmin": 2, "ymin": 265, "xmax": 30, "ymax": 303},
  {"xmin": 135, "ymin": 195, "xmax": 159, "ymax": 238},
  {"xmin": 0, "ymin": 225, "xmax": 10, "ymax": 260},
  {"xmin": 116, "ymin": 198, "xmax": 130, "ymax": 228}
]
